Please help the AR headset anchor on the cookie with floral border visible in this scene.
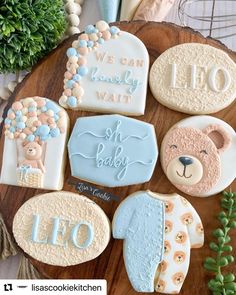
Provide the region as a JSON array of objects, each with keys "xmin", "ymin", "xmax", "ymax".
[{"xmin": 59, "ymin": 20, "xmax": 149, "ymax": 116}]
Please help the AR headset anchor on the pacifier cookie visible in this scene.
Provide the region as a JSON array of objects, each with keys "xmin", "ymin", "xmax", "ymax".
[
  {"xmin": 1, "ymin": 96, "xmax": 69, "ymax": 190},
  {"xmin": 112, "ymin": 191, "xmax": 204, "ymax": 293},
  {"xmin": 60, "ymin": 21, "xmax": 149, "ymax": 116},
  {"xmin": 149, "ymin": 43, "xmax": 236, "ymax": 114},
  {"xmin": 13, "ymin": 191, "xmax": 111, "ymax": 266},
  {"xmin": 68, "ymin": 114, "xmax": 158, "ymax": 187},
  {"xmin": 161, "ymin": 116, "xmax": 236, "ymax": 197}
]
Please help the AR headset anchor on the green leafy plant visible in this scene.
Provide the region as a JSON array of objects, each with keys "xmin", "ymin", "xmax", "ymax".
[
  {"xmin": 204, "ymin": 191, "xmax": 236, "ymax": 295},
  {"xmin": 0, "ymin": 0, "xmax": 66, "ymax": 73}
]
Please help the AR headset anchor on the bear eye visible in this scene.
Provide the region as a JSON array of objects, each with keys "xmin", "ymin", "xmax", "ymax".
[
  {"xmin": 200, "ymin": 150, "xmax": 208, "ymax": 155},
  {"xmin": 170, "ymin": 144, "xmax": 177, "ymax": 149}
]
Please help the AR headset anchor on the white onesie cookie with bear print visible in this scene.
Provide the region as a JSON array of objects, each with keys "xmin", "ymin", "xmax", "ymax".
[{"xmin": 161, "ymin": 116, "xmax": 236, "ymax": 197}]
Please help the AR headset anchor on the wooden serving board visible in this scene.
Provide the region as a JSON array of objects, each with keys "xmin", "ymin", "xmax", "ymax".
[{"xmin": 0, "ymin": 21, "xmax": 235, "ymax": 295}]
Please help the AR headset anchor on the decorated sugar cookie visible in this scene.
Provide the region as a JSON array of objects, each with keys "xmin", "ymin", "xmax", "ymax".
[
  {"xmin": 13, "ymin": 191, "xmax": 111, "ymax": 266},
  {"xmin": 59, "ymin": 21, "xmax": 149, "ymax": 116},
  {"xmin": 161, "ymin": 116, "xmax": 236, "ymax": 197},
  {"xmin": 149, "ymin": 43, "xmax": 236, "ymax": 114},
  {"xmin": 0, "ymin": 97, "xmax": 69, "ymax": 190},
  {"xmin": 68, "ymin": 114, "xmax": 158, "ymax": 187},
  {"xmin": 112, "ymin": 191, "xmax": 204, "ymax": 293}
]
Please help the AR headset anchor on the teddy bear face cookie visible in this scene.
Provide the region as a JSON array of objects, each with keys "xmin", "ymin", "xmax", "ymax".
[
  {"xmin": 59, "ymin": 21, "xmax": 149, "ymax": 116},
  {"xmin": 161, "ymin": 116, "xmax": 236, "ymax": 197},
  {"xmin": 0, "ymin": 97, "xmax": 69, "ymax": 190}
]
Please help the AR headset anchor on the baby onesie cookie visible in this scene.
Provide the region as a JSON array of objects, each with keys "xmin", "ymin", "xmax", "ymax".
[
  {"xmin": 68, "ymin": 114, "xmax": 158, "ymax": 187},
  {"xmin": 59, "ymin": 21, "xmax": 149, "ymax": 116},
  {"xmin": 0, "ymin": 96, "xmax": 69, "ymax": 190},
  {"xmin": 149, "ymin": 43, "xmax": 236, "ymax": 114},
  {"xmin": 112, "ymin": 191, "xmax": 204, "ymax": 294},
  {"xmin": 13, "ymin": 191, "xmax": 111, "ymax": 266},
  {"xmin": 161, "ymin": 116, "xmax": 236, "ymax": 197}
]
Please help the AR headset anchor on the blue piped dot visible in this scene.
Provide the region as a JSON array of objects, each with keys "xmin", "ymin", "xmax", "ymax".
[
  {"xmin": 66, "ymin": 47, "xmax": 77, "ymax": 57},
  {"xmin": 50, "ymin": 128, "xmax": 60, "ymax": 138},
  {"xmin": 5, "ymin": 118, "xmax": 12, "ymax": 125},
  {"xmin": 110, "ymin": 26, "xmax": 120, "ymax": 35},
  {"xmin": 66, "ymin": 80, "xmax": 75, "ymax": 89},
  {"xmin": 54, "ymin": 114, "xmax": 59, "ymax": 121},
  {"xmin": 7, "ymin": 109, "xmax": 13, "ymax": 115},
  {"xmin": 85, "ymin": 24, "xmax": 96, "ymax": 34},
  {"xmin": 77, "ymin": 66, "xmax": 88, "ymax": 77},
  {"xmin": 16, "ymin": 116, "xmax": 23, "ymax": 122},
  {"xmin": 40, "ymin": 135, "xmax": 49, "ymax": 141},
  {"xmin": 79, "ymin": 40, "xmax": 87, "ymax": 47},
  {"xmin": 16, "ymin": 122, "xmax": 25, "ymax": 130},
  {"xmin": 67, "ymin": 96, "xmax": 77, "ymax": 108},
  {"xmin": 27, "ymin": 134, "xmax": 35, "ymax": 142},
  {"xmin": 15, "ymin": 110, "xmax": 22, "ymax": 117},
  {"xmin": 73, "ymin": 74, "xmax": 82, "ymax": 82},
  {"xmin": 46, "ymin": 101, "xmax": 60, "ymax": 114},
  {"xmin": 37, "ymin": 124, "xmax": 50, "ymax": 136},
  {"xmin": 9, "ymin": 126, "xmax": 16, "ymax": 133},
  {"xmin": 87, "ymin": 40, "xmax": 94, "ymax": 47},
  {"xmin": 28, "ymin": 106, "xmax": 36, "ymax": 112},
  {"xmin": 41, "ymin": 106, "xmax": 47, "ymax": 112},
  {"xmin": 98, "ymin": 38, "xmax": 104, "ymax": 44}
]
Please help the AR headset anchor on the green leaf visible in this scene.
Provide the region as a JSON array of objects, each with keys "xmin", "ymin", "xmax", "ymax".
[
  {"xmin": 221, "ymin": 218, "xmax": 229, "ymax": 226},
  {"xmin": 225, "ymin": 255, "xmax": 234, "ymax": 263},
  {"xmin": 216, "ymin": 274, "xmax": 224, "ymax": 283},
  {"xmin": 204, "ymin": 262, "xmax": 218, "ymax": 272},
  {"xmin": 229, "ymin": 221, "xmax": 236, "ymax": 228},
  {"xmin": 224, "ymin": 274, "xmax": 235, "ymax": 283},
  {"xmin": 222, "ymin": 245, "xmax": 233, "ymax": 252},
  {"xmin": 224, "ymin": 282, "xmax": 236, "ymax": 291},
  {"xmin": 214, "ymin": 228, "xmax": 225, "ymax": 237},
  {"xmin": 205, "ymin": 257, "xmax": 217, "ymax": 264},
  {"xmin": 210, "ymin": 242, "xmax": 219, "ymax": 252},
  {"xmin": 218, "ymin": 237, "xmax": 225, "ymax": 245},
  {"xmin": 219, "ymin": 257, "xmax": 229, "ymax": 266}
]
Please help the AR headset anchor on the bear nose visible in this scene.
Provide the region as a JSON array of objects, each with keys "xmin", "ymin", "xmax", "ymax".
[{"xmin": 179, "ymin": 156, "xmax": 193, "ymax": 166}]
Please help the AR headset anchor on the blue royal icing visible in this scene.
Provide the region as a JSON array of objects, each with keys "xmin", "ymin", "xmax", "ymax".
[
  {"xmin": 68, "ymin": 115, "xmax": 158, "ymax": 187},
  {"xmin": 112, "ymin": 191, "xmax": 165, "ymax": 292}
]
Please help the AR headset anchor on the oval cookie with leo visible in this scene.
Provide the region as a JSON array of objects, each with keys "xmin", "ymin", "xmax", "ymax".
[
  {"xmin": 149, "ymin": 43, "xmax": 236, "ymax": 114},
  {"xmin": 13, "ymin": 191, "xmax": 111, "ymax": 266}
]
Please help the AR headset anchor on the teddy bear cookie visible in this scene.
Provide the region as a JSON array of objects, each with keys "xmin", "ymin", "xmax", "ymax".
[
  {"xmin": 149, "ymin": 43, "xmax": 236, "ymax": 114},
  {"xmin": 161, "ymin": 116, "xmax": 236, "ymax": 197},
  {"xmin": 13, "ymin": 191, "xmax": 111, "ymax": 266},
  {"xmin": 59, "ymin": 20, "xmax": 149, "ymax": 116},
  {"xmin": 0, "ymin": 97, "xmax": 69, "ymax": 190},
  {"xmin": 68, "ymin": 114, "xmax": 158, "ymax": 187},
  {"xmin": 112, "ymin": 191, "xmax": 204, "ymax": 293}
]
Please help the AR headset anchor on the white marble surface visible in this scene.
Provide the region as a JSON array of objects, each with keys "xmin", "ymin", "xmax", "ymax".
[{"xmin": 1, "ymin": 0, "xmax": 236, "ymax": 279}]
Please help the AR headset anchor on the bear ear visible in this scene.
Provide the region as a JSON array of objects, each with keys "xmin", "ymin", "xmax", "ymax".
[
  {"xmin": 202, "ymin": 124, "xmax": 232, "ymax": 153},
  {"xmin": 21, "ymin": 141, "xmax": 28, "ymax": 147}
]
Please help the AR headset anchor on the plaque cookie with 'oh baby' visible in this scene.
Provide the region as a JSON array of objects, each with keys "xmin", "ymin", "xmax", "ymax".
[
  {"xmin": 149, "ymin": 43, "xmax": 236, "ymax": 115},
  {"xmin": 59, "ymin": 21, "xmax": 149, "ymax": 116}
]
